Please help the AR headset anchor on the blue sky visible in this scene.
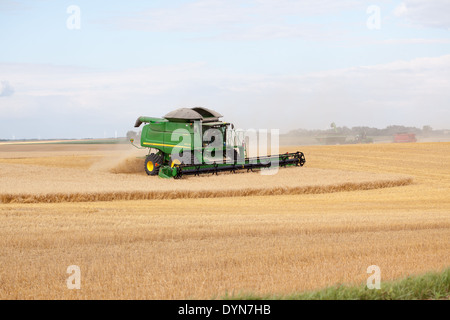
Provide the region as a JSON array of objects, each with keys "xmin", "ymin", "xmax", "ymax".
[{"xmin": 1, "ymin": 0, "xmax": 450, "ymax": 139}]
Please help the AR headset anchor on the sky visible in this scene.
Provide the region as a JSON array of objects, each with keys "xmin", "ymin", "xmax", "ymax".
[{"xmin": 0, "ymin": 0, "xmax": 450, "ymax": 139}]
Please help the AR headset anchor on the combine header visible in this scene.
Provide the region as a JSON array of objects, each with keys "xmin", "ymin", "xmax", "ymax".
[{"xmin": 132, "ymin": 107, "xmax": 305, "ymax": 178}]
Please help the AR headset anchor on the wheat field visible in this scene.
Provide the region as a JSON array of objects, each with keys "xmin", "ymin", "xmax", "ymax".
[{"xmin": 0, "ymin": 142, "xmax": 448, "ymax": 299}]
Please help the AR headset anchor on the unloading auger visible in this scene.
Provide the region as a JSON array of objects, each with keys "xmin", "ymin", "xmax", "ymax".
[{"xmin": 131, "ymin": 107, "xmax": 305, "ymax": 178}]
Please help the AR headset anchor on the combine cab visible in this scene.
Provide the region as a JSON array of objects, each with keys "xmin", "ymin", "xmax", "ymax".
[{"xmin": 132, "ymin": 107, "xmax": 305, "ymax": 178}]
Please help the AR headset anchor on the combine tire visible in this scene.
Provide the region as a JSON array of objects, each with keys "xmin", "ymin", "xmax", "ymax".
[{"xmin": 145, "ymin": 153, "xmax": 163, "ymax": 176}]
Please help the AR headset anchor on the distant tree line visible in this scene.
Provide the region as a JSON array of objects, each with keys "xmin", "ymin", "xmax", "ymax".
[
  {"xmin": 125, "ymin": 126, "xmax": 445, "ymax": 138},
  {"xmin": 286, "ymin": 125, "xmax": 445, "ymax": 137}
]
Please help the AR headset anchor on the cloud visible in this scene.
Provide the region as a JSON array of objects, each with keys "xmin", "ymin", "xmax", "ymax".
[
  {"xmin": 0, "ymin": 81, "xmax": 14, "ymax": 97},
  {"xmin": 0, "ymin": 0, "xmax": 29, "ymax": 12},
  {"xmin": 1, "ymin": 55, "xmax": 450, "ymax": 138},
  {"xmin": 102, "ymin": 0, "xmax": 370, "ymax": 40},
  {"xmin": 394, "ymin": 0, "xmax": 450, "ymax": 29},
  {"xmin": 379, "ymin": 38, "xmax": 450, "ymax": 45}
]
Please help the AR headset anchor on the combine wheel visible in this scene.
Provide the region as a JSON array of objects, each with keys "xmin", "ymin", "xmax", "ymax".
[{"xmin": 145, "ymin": 153, "xmax": 163, "ymax": 176}]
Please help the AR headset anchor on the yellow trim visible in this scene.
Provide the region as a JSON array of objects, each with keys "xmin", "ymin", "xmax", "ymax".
[
  {"xmin": 143, "ymin": 142, "xmax": 191, "ymax": 149},
  {"xmin": 170, "ymin": 159, "xmax": 181, "ymax": 168},
  {"xmin": 147, "ymin": 161, "xmax": 154, "ymax": 172}
]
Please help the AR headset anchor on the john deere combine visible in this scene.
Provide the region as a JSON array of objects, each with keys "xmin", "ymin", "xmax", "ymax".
[{"xmin": 132, "ymin": 107, "xmax": 305, "ymax": 178}]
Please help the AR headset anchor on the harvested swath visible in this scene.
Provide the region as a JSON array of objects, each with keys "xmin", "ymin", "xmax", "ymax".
[
  {"xmin": 0, "ymin": 178, "xmax": 413, "ymax": 204},
  {"xmin": 0, "ymin": 144, "xmax": 146, "ymax": 170},
  {"xmin": 0, "ymin": 160, "xmax": 413, "ymax": 203}
]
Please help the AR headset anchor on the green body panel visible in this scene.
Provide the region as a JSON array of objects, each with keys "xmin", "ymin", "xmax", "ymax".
[
  {"xmin": 158, "ymin": 166, "xmax": 178, "ymax": 179},
  {"xmin": 140, "ymin": 119, "xmax": 195, "ymax": 160},
  {"xmin": 139, "ymin": 117, "xmax": 235, "ymax": 165}
]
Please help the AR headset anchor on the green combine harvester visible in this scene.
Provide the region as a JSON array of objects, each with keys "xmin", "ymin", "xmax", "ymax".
[{"xmin": 131, "ymin": 107, "xmax": 305, "ymax": 178}]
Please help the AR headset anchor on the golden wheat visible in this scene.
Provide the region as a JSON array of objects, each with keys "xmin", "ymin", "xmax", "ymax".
[
  {"xmin": 0, "ymin": 143, "xmax": 412, "ymax": 203},
  {"xmin": 0, "ymin": 142, "xmax": 448, "ymax": 299},
  {"xmin": 0, "ymin": 196, "xmax": 448, "ymax": 299}
]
